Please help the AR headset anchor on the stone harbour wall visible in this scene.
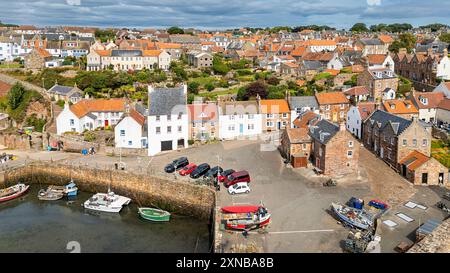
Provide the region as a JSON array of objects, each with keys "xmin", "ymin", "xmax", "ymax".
[
  {"xmin": 407, "ymin": 218, "xmax": 450, "ymax": 253},
  {"xmin": 0, "ymin": 163, "xmax": 216, "ymax": 221}
]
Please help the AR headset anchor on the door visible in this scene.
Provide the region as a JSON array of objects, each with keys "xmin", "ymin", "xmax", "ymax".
[
  {"xmin": 239, "ymin": 124, "xmax": 244, "ymax": 135},
  {"xmin": 402, "ymin": 165, "xmax": 407, "ymax": 177},
  {"xmin": 161, "ymin": 141, "xmax": 173, "ymax": 151},
  {"xmin": 277, "ymin": 122, "xmax": 281, "ymax": 130},
  {"xmin": 439, "ymin": 173, "xmax": 444, "ymax": 185},
  {"xmin": 104, "ymin": 120, "xmax": 109, "ymax": 127},
  {"xmin": 177, "ymin": 139, "xmax": 185, "ymax": 148},
  {"xmin": 422, "ymin": 173, "xmax": 428, "ymax": 185}
]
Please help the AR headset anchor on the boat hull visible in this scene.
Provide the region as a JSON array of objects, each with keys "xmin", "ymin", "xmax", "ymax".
[
  {"xmin": 0, "ymin": 184, "xmax": 29, "ymax": 203},
  {"xmin": 331, "ymin": 203, "xmax": 371, "ymax": 230},
  {"xmin": 221, "ymin": 206, "xmax": 260, "ymax": 214},
  {"xmin": 138, "ymin": 208, "xmax": 171, "ymax": 222},
  {"xmin": 226, "ymin": 214, "xmax": 271, "ymax": 231}
]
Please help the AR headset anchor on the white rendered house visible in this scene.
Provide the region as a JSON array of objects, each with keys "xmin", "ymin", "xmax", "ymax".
[
  {"xmin": 218, "ymin": 101, "xmax": 262, "ymax": 140},
  {"xmin": 147, "ymin": 85, "xmax": 188, "ymax": 156},
  {"xmin": 114, "ymin": 106, "xmax": 148, "ymax": 149},
  {"xmin": 56, "ymin": 99, "xmax": 126, "ymax": 135}
]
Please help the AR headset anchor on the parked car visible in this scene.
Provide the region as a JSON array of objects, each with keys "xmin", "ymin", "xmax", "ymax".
[
  {"xmin": 224, "ymin": 171, "xmax": 250, "ymax": 188},
  {"xmin": 217, "ymin": 169, "xmax": 235, "ymax": 183},
  {"xmin": 190, "ymin": 163, "xmax": 211, "ymax": 179},
  {"xmin": 179, "ymin": 163, "xmax": 197, "ymax": 176},
  {"xmin": 228, "ymin": 182, "xmax": 251, "ymax": 195},
  {"xmin": 164, "ymin": 157, "xmax": 189, "ymax": 173},
  {"xmin": 204, "ymin": 166, "xmax": 223, "ymax": 179}
]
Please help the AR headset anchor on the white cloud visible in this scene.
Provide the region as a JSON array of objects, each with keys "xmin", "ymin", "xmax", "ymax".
[
  {"xmin": 367, "ymin": 0, "xmax": 381, "ymax": 6},
  {"xmin": 66, "ymin": 0, "xmax": 81, "ymax": 6}
]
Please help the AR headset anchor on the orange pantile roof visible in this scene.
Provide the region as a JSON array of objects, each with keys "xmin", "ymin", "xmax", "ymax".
[
  {"xmin": 143, "ymin": 50, "xmax": 162, "ymax": 57},
  {"xmin": 293, "ymin": 111, "xmax": 320, "ymax": 129},
  {"xmin": 155, "ymin": 42, "xmax": 182, "ymax": 49},
  {"xmin": 379, "ymin": 35, "xmax": 394, "ymax": 44},
  {"xmin": 291, "ymin": 46, "xmax": 307, "ymax": 57},
  {"xmin": 286, "ymin": 128, "xmax": 311, "ymax": 143},
  {"xmin": 413, "ymin": 92, "xmax": 445, "ymax": 109},
  {"xmin": 70, "ymin": 99, "xmax": 127, "ymax": 118},
  {"xmin": 259, "ymin": 99, "xmax": 290, "ymax": 114},
  {"xmin": 95, "ymin": 50, "xmax": 111, "ymax": 56},
  {"xmin": 356, "ymin": 102, "xmax": 377, "ymax": 121},
  {"xmin": 382, "ymin": 100, "xmax": 418, "ymax": 114},
  {"xmin": 399, "ymin": 150, "xmax": 430, "ymax": 171},
  {"xmin": 315, "ymin": 92, "xmax": 349, "ymax": 105},
  {"xmin": 129, "ymin": 109, "xmax": 145, "ymax": 126},
  {"xmin": 344, "ymin": 86, "xmax": 369, "ymax": 96},
  {"xmin": 324, "ymin": 69, "xmax": 340, "ymax": 76},
  {"xmin": 305, "ymin": 40, "xmax": 337, "ymax": 47},
  {"xmin": 366, "ymin": 54, "xmax": 387, "ymax": 65},
  {"xmin": 438, "ymin": 98, "xmax": 450, "ymax": 111}
]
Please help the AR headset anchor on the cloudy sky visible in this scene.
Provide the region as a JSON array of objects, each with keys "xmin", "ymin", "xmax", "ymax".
[{"xmin": 1, "ymin": 0, "xmax": 449, "ymax": 29}]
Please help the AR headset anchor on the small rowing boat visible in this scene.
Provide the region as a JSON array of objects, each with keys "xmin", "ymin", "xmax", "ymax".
[
  {"xmin": 138, "ymin": 207, "xmax": 171, "ymax": 222},
  {"xmin": 0, "ymin": 183, "xmax": 29, "ymax": 203},
  {"xmin": 47, "ymin": 181, "xmax": 78, "ymax": 197},
  {"xmin": 38, "ymin": 189, "xmax": 64, "ymax": 201}
]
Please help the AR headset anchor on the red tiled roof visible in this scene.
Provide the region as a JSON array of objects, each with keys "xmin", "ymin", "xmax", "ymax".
[
  {"xmin": 293, "ymin": 111, "xmax": 320, "ymax": 129},
  {"xmin": 438, "ymin": 98, "xmax": 450, "ymax": 111},
  {"xmin": 366, "ymin": 54, "xmax": 387, "ymax": 65},
  {"xmin": 129, "ymin": 109, "xmax": 145, "ymax": 126},
  {"xmin": 286, "ymin": 128, "xmax": 311, "ymax": 143},
  {"xmin": 70, "ymin": 99, "xmax": 127, "ymax": 118},
  {"xmin": 399, "ymin": 150, "xmax": 430, "ymax": 171},
  {"xmin": 382, "ymin": 99, "xmax": 418, "ymax": 114},
  {"xmin": 356, "ymin": 102, "xmax": 377, "ymax": 121},
  {"xmin": 259, "ymin": 99, "xmax": 290, "ymax": 114},
  {"xmin": 315, "ymin": 92, "xmax": 349, "ymax": 105},
  {"xmin": 344, "ymin": 86, "xmax": 369, "ymax": 96},
  {"xmin": 413, "ymin": 92, "xmax": 445, "ymax": 109}
]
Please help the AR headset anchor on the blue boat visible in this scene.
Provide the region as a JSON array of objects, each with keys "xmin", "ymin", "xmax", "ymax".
[
  {"xmin": 331, "ymin": 203, "xmax": 374, "ymax": 230},
  {"xmin": 65, "ymin": 181, "xmax": 78, "ymax": 197}
]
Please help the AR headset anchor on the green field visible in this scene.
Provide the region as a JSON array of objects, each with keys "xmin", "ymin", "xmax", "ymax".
[
  {"xmin": 431, "ymin": 140, "xmax": 450, "ymax": 168},
  {"xmin": 0, "ymin": 63, "xmax": 22, "ymax": 69}
]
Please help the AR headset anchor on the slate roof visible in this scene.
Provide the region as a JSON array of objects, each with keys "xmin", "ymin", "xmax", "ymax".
[
  {"xmin": 359, "ymin": 38, "xmax": 383, "ymax": 46},
  {"xmin": 365, "ymin": 110, "xmax": 412, "ymax": 135},
  {"xmin": 48, "ymin": 84, "xmax": 79, "ymax": 95},
  {"xmin": 288, "ymin": 96, "xmax": 318, "ymax": 110},
  {"xmin": 218, "ymin": 101, "xmax": 260, "ymax": 115},
  {"xmin": 148, "ymin": 86, "xmax": 187, "ymax": 116},
  {"xmin": 302, "ymin": 60, "xmax": 324, "ymax": 70},
  {"xmin": 309, "ymin": 119, "xmax": 340, "ymax": 145}
]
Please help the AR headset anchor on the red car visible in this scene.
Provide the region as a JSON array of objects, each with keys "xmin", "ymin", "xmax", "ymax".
[
  {"xmin": 179, "ymin": 163, "xmax": 197, "ymax": 176},
  {"xmin": 217, "ymin": 169, "xmax": 235, "ymax": 183},
  {"xmin": 224, "ymin": 171, "xmax": 250, "ymax": 188}
]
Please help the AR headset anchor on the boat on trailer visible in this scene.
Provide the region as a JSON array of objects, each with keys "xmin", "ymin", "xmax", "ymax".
[
  {"xmin": 138, "ymin": 207, "xmax": 171, "ymax": 222},
  {"xmin": 222, "ymin": 205, "xmax": 271, "ymax": 230},
  {"xmin": 0, "ymin": 183, "xmax": 29, "ymax": 203},
  {"xmin": 83, "ymin": 191, "xmax": 131, "ymax": 213},
  {"xmin": 331, "ymin": 202, "xmax": 374, "ymax": 230}
]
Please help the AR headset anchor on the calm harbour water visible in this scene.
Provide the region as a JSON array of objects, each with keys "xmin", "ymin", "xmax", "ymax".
[{"xmin": 0, "ymin": 186, "xmax": 210, "ymax": 253}]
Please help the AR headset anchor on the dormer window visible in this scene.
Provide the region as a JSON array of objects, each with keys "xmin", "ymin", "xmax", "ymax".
[
  {"xmin": 390, "ymin": 104, "xmax": 395, "ymax": 109},
  {"xmin": 420, "ymin": 97, "xmax": 428, "ymax": 105}
]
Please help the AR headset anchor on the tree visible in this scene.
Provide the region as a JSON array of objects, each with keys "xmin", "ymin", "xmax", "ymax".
[
  {"xmin": 167, "ymin": 26, "xmax": 184, "ymax": 35},
  {"xmin": 389, "ymin": 33, "xmax": 417, "ymax": 53},
  {"xmin": 419, "ymin": 23, "xmax": 449, "ymax": 32},
  {"xmin": 7, "ymin": 83, "xmax": 26, "ymax": 110},
  {"xmin": 439, "ymin": 33, "xmax": 450, "ymax": 44},
  {"xmin": 94, "ymin": 29, "xmax": 116, "ymax": 43},
  {"xmin": 266, "ymin": 76, "xmax": 280, "ymax": 86},
  {"xmin": 188, "ymin": 82, "xmax": 200, "ymax": 94},
  {"xmin": 239, "ymin": 81, "xmax": 268, "ymax": 100},
  {"xmin": 212, "ymin": 55, "xmax": 230, "ymax": 75},
  {"xmin": 350, "ymin": 23, "xmax": 369, "ymax": 33}
]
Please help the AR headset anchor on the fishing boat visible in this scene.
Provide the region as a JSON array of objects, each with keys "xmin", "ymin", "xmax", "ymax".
[
  {"xmin": 48, "ymin": 181, "xmax": 78, "ymax": 197},
  {"xmin": 83, "ymin": 191, "xmax": 131, "ymax": 213},
  {"xmin": 138, "ymin": 207, "xmax": 171, "ymax": 222},
  {"xmin": 331, "ymin": 202, "xmax": 374, "ymax": 230},
  {"xmin": 0, "ymin": 183, "xmax": 29, "ymax": 203},
  {"xmin": 222, "ymin": 206, "xmax": 271, "ymax": 230},
  {"xmin": 38, "ymin": 188, "xmax": 64, "ymax": 201}
]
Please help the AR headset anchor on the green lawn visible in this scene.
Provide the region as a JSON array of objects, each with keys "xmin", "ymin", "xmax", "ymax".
[
  {"xmin": 0, "ymin": 63, "xmax": 23, "ymax": 68},
  {"xmin": 431, "ymin": 140, "xmax": 450, "ymax": 168},
  {"xmin": 197, "ymin": 88, "xmax": 239, "ymax": 100},
  {"xmin": 189, "ymin": 76, "xmax": 219, "ymax": 86}
]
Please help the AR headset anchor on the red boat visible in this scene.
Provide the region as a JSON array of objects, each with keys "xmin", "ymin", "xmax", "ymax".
[
  {"xmin": 221, "ymin": 205, "xmax": 261, "ymax": 214},
  {"xmin": 0, "ymin": 183, "xmax": 30, "ymax": 203},
  {"xmin": 222, "ymin": 205, "xmax": 271, "ymax": 231}
]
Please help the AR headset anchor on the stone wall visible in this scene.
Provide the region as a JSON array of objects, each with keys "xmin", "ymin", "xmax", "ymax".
[
  {"xmin": 104, "ymin": 146, "xmax": 148, "ymax": 157},
  {"xmin": 0, "ymin": 163, "xmax": 216, "ymax": 221},
  {"xmin": 322, "ymin": 129, "xmax": 360, "ymax": 176},
  {"xmin": 407, "ymin": 218, "xmax": 450, "ymax": 253},
  {"xmin": 0, "ymin": 133, "xmax": 31, "ymax": 150}
]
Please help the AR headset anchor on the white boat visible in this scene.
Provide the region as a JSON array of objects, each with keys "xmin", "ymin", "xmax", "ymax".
[{"xmin": 83, "ymin": 191, "xmax": 131, "ymax": 213}]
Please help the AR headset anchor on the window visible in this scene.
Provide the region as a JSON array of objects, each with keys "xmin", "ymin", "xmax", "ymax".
[
  {"xmin": 70, "ymin": 119, "xmax": 74, "ymax": 126},
  {"xmin": 156, "ymin": 115, "xmax": 160, "ymax": 121},
  {"xmin": 120, "ymin": 130, "xmax": 125, "ymax": 136},
  {"xmin": 228, "ymin": 125, "xmax": 235, "ymax": 131},
  {"xmin": 248, "ymin": 114, "xmax": 254, "ymax": 119},
  {"xmin": 178, "ymin": 112, "xmax": 182, "ymax": 120},
  {"xmin": 282, "ymin": 113, "xmax": 287, "ymax": 118},
  {"xmin": 403, "ymin": 139, "xmax": 407, "ymax": 146},
  {"xmin": 128, "ymin": 141, "xmax": 133, "ymax": 146},
  {"xmin": 413, "ymin": 139, "xmax": 417, "ymax": 147},
  {"xmin": 167, "ymin": 126, "xmax": 172, "ymax": 133},
  {"xmin": 178, "ymin": 126, "xmax": 182, "ymax": 133},
  {"xmin": 348, "ymin": 141, "xmax": 353, "ymax": 148},
  {"xmin": 422, "ymin": 139, "xmax": 428, "ymax": 146},
  {"xmin": 267, "ymin": 121, "xmax": 274, "ymax": 127},
  {"xmin": 340, "ymin": 111, "xmax": 344, "ymax": 118},
  {"xmin": 229, "ymin": 115, "xmax": 235, "ymax": 120},
  {"xmin": 239, "ymin": 114, "xmax": 244, "ymax": 119},
  {"xmin": 248, "ymin": 124, "xmax": 254, "ymax": 130},
  {"xmin": 156, "ymin": 127, "xmax": 161, "ymax": 134},
  {"xmin": 167, "ymin": 115, "xmax": 171, "ymax": 121},
  {"xmin": 347, "ymin": 151, "xmax": 353, "ymax": 158}
]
